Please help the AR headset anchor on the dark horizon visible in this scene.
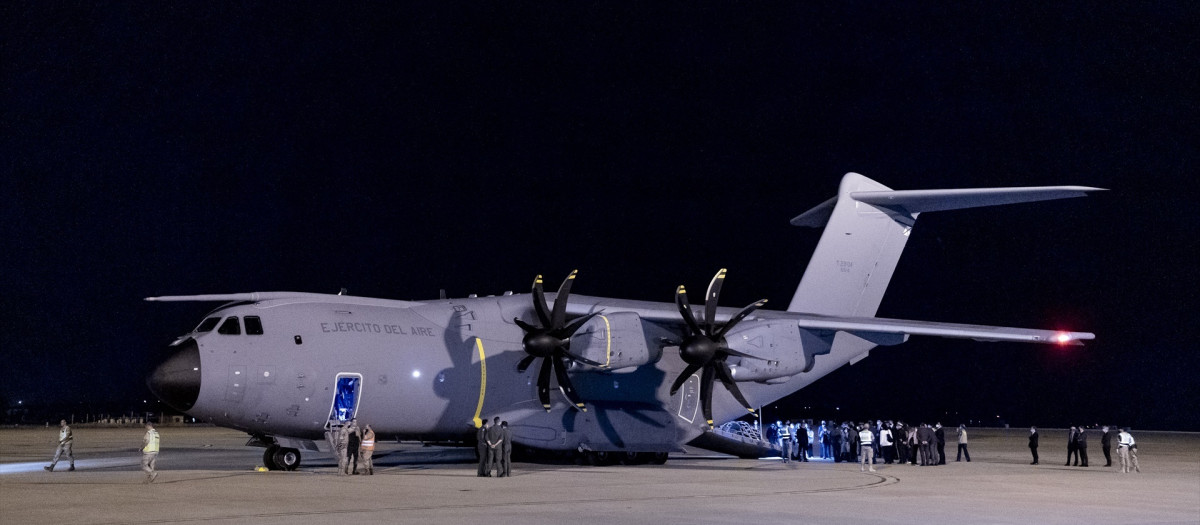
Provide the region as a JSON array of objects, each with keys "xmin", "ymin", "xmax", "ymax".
[{"xmin": 3, "ymin": 3, "xmax": 1197, "ymax": 431}]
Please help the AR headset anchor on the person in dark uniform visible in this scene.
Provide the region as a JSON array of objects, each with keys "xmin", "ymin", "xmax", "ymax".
[
  {"xmin": 934, "ymin": 423, "xmax": 946, "ymax": 465},
  {"xmin": 1065, "ymin": 426, "xmax": 1079, "ymax": 466},
  {"xmin": 499, "ymin": 421, "xmax": 512, "ymax": 477},
  {"xmin": 476, "ymin": 420, "xmax": 490, "ymax": 477},
  {"xmin": 797, "ymin": 422, "xmax": 809, "ymax": 462},
  {"xmin": 1076, "ymin": 426, "xmax": 1089, "ymax": 467},
  {"xmin": 1029, "ymin": 426, "xmax": 1040, "ymax": 465},
  {"xmin": 486, "ymin": 416, "xmax": 503, "ymax": 476},
  {"xmin": 1100, "ymin": 426, "xmax": 1114, "ymax": 467}
]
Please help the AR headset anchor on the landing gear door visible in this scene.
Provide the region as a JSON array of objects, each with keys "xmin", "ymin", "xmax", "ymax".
[{"xmin": 327, "ymin": 373, "xmax": 362, "ymax": 427}]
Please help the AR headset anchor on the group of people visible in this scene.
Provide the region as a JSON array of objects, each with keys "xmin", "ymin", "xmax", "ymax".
[
  {"xmin": 768, "ymin": 420, "xmax": 970, "ymax": 468},
  {"xmin": 1028, "ymin": 425, "xmax": 1140, "ymax": 473},
  {"xmin": 326, "ymin": 417, "xmax": 376, "ymax": 475},
  {"xmin": 43, "ymin": 419, "xmax": 161, "ymax": 483},
  {"xmin": 475, "ymin": 416, "xmax": 512, "ymax": 477}
]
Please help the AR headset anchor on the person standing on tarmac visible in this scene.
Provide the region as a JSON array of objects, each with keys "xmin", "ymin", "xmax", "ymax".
[
  {"xmin": 345, "ymin": 418, "xmax": 361, "ymax": 474},
  {"xmin": 359, "ymin": 424, "xmax": 375, "ymax": 475},
  {"xmin": 934, "ymin": 423, "xmax": 946, "ymax": 465},
  {"xmin": 1029, "ymin": 426, "xmax": 1040, "ymax": 465},
  {"xmin": 335, "ymin": 421, "xmax": 351, "ymax": 475},
  {"xmin": 778, "ymin": 421, "xmax": 792, "ymax": 463},
  {"xmin": 45, "ymin": 419, "xmax": 75, "ymax": 472},
  {"xmin": 486, "ymin": 416, "xmax": 503, "ymax": 477},
  {"xmin": 1101, "ymin": 426, "xmax": 1114, "ymax": 467},
  {"xmin": 499, "ymin": 421, "xmax": 512, "ymax": 477},
  {"xmin": 858, "ymin": 424, "xmax": 876, "ymax": 472},
  {"xmin": 476, "ymin": 420, "xmax": 490, "ymax": 477},
  {"xmin": 141, "ymin": 422, "xmax": 160, "ymax": 483},
  {"xmin": 1076, "ymin": 425, "xmax": 1089, "ymax": 467},
  {"xmin": 956, "ymin": 424, "xmax": 971, "ymax": 462}
]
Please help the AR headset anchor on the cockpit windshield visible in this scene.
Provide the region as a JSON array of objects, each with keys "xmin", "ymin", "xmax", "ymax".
[{"xmin": 194, "ymin": 317, "xmax": 221, "ymax": 333}]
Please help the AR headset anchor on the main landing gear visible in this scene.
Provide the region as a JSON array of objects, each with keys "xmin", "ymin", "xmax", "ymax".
[{"xmin": 263, "ymin": 445, "xmax": 302, "ymax": 471}]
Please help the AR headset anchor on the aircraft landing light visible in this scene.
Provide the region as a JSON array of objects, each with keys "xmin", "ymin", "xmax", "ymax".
[
  {"xmin": 1055, "ymin": 332, "xmax": 1072, "ymax": 344},
  {"xmin": 412, "ymin": 370, "xmax": 421, "ymax": 379}
]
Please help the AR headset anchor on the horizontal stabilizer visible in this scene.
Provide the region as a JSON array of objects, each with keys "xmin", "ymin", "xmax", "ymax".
[{"xmin": 850, "ymin": 185, "xmax": 1105, "ymax": 214}]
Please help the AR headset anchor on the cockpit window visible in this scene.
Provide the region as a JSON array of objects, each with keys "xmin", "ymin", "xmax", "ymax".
[
  {"xmin": 244, "ymin": 316, "xmax": 264, "ymax": 335},
  {"xmin": 217, "ymin": 316, "xmax": 241, "ymax": 335},
  {"xmin": 194, "ymin": 317, "xmax": 221, "ymax": 333}
]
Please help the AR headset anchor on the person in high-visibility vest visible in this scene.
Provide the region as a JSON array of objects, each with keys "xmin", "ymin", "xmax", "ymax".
[
  {"xmin": 141, "ymin": 422, "xmax": 160, "ymax": 483},
  {"xmin": 359, "ymin": 424, "xmax": 376, "ymax": 475},
  {"xmin": 858, "ymin": 423, "xmax": 876, "ymax": 472}
]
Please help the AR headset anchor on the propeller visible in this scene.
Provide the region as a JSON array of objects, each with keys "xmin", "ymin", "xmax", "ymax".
[
  {"xmin": 513, "ymin": 270, "xmax": 601, "ymax": 412},
  {"xmin": 668, "ymin": 268, "xmax": 767, "ymax": 428}
]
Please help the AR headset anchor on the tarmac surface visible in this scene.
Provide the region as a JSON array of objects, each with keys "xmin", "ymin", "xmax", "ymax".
[{"xmin": 1, "ymin": 426, "xmax": 1197, "ymax": 524}]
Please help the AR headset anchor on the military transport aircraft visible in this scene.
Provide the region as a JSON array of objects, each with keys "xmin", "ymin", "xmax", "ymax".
[{"xmin": 146, "ymin": 173, "xmax": 1101, "ymax": 470}]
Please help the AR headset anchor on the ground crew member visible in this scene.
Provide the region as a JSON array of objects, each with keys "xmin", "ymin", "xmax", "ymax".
[
  {"xmin": 499, "ymin": 421, "xmax": 512, "ymax": 477},
  {"xmin": 334, "ymin": 421, "xmax": 350, "ymax": 475},
  {"xmin": 476, "ymin": 420, "xmax": 490, "ymax": 477},
  {"xmin": 858, "ymin": 424, "xmax": 876, "ymax": 472},
  {"xmin": 778, "ymin": 421, "xmax": 792, "ymax": 463},
  {"xmin": 1117, "ymin": 427, "xmax": 1135, "ymax": 473},
  {"xmin": 486, "ymin": 416, "xmax": 503, "ymax": 476},
  {"xmin": 359, "ymin": 424, "xmax": 375, "ymax": 475},
  {"xmin": 141, "ymin": 422, "xmax": 159, "ymax": 483},
  {"xmin": 346, "ymin": 418, "xmax": 361, "ymax": 474},
  {"xmin": 45, "ymin": 419, "xmax": 75, "ymax": 472}
]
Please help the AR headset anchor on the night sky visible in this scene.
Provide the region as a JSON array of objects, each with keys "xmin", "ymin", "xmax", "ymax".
[{"xmin": 3, "ymin": 3, "xmax": 1197, "ymax": 430}]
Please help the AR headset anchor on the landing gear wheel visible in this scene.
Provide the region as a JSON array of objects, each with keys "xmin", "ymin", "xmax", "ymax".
[
  {"xmin": 619, "ymin": 452, "xmax": 642, "ymax": 465},
  {"xmin": 587, "ymin": 451, "xmax": 614, "ymax": 466},
  {"xmin": 650, "ymin": 452, "xmax": 669, "ymax": 465},
  {"xmin": 263, "ymin": 445, "xmax": 280, "ymax": 470},
  {"xmin": 272, "ymin": 447, "xmax": 301, "ymax": 471}
]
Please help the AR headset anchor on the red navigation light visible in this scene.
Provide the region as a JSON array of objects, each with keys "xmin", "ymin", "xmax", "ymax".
[{"xmin": 1055, "ymin": 332, "xmax": 1072, "ymax": 345}]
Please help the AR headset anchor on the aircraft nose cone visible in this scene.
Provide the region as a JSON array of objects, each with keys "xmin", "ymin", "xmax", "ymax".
[{"xmin": 147, "ymin": 338, "xmax": 201, "ymax": 412}]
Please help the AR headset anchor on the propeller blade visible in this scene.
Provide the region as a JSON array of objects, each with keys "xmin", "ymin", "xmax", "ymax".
[
  {"xmin": 513, "ymin": 317, "xmax": 538, "ymax": 333},
  {"xmin": 715, "ymin": 298, "xmax": 768, "ymax": 339},
  {"xmin": 700, "ymin": 364, "xmax": 716, "ymax": 428},
  {"xmin": 675, "ymin": 285, "xmax": 702, "ymax": 337},
  {"xmin": 537, "ymin": 357, "xmax": 553, "ymax": 411},
  {"xmin": 517, "ymin": 354, "xmax": 537, "ymax": 373},
  {"xmin": 714, "ymin": 362, "xmax": 756, "ymax": 414},
  {"xmin": 553, "ymin": 354, "xmax": 587, "ymax": 411},
  {"xmin": 551, "ymin": 269, "xmax": 578, "ymax": 329},
  {"xmin": 532, "ymin": 275, "xmax": 551, "ymax": 327},
  {"xmin": 704, "ymin": 269, "xmax": 727, "ymax": 337},
  {"xmin": 669, "ymin": 363, "xmax": 703, "ymax": 395},
  {"xmin": 561, "ymin": 311, "xmax": 600, "ymax": 338}
]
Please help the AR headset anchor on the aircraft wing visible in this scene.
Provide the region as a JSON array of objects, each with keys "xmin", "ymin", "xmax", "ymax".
[{"xmin": 566, "ymin": 295, "xmax": 1092, "ymax": 346}]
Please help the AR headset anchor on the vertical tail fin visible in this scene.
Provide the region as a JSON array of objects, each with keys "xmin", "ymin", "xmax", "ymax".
[
  {"xmin": 787, "ymin": 173, "xmax": 1103, "ymax": 316},
  {"xmin": 788, "ymin": 173, "xmax": 914, "ymax": 316}
]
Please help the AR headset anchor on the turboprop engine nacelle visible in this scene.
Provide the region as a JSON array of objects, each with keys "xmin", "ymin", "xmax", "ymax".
[
  {"xmin": 569, "ymin": 312, "xmax": 659, "ymax": 371},
  {"xmin": 723, "ymin": 320, "xmax": 809, "ymax": 383}
]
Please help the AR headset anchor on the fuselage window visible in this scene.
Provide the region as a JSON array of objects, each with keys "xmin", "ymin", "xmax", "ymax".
[
  {"xmin": 217, "ymin": 316, "xmax": 241, "ymax": 335},
  {"xmin": 194, "ymin": 317, "xmax": 221, "ymax": 333},
  {"xmin": 245, "ymin": 316, "xmax": 264, "ymax": 335}
]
